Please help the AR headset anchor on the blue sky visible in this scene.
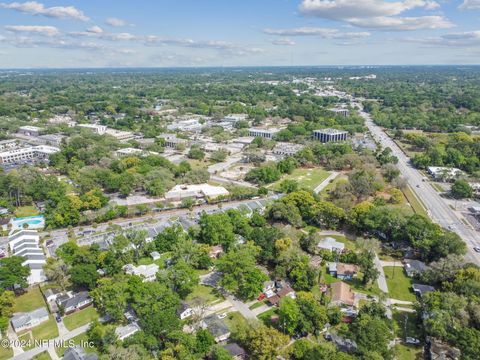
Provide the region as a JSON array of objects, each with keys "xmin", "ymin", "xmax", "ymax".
[{"xmin": 0, "ymin": 0, "xmax": 480, "ymax": 68}]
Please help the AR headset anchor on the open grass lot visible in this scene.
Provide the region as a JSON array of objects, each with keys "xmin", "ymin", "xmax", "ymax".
[
  {"xmin": 63, "ymin": 306, "xmax": 99, "ymax": 331},
  {"xmin": 322, "ymin": 270, "xmax": 381, "ymax": 297},
  {"xmin": 249, "ymin": 299, "xmax": 268, "ymax": 310},
  {"xmin": 0, "ymin": 346, "xmax": 13, "ymax": 360},
  {"xmin": 186, "ymin": 285, "xmax": 222, "ymax": 304},
  {"xmin": 224, "ymin": 311, "xmax": 247, "ymax": 332},
  {"xmin": 393, "ymin": 311, "xmax": 423, "ymax": 339},
  {"xmin": 384, "ymin": 267, "xmax": 416, "ymax": 302},
  {"xmin": 32, "ymin": 351, "xmax": 52, "ymax": 360},
  {"xmin": 31, "ymin": 316, "xmax": 59, "ymax": 342},
  {"xmin": 403, "ymin": 186, "xmax": 428, "ymax": 217},
  {"xmin": 270, "ymin": 167, "xmax": 330, "ymax": 191},
  {"xmin": 14, "ymin": 205, "xmax": 39, "ymax": 218},
  {"xmin": 138, "ymin": 252, "xmax": 172, "ymax": 268},
  {"xmin": 257, "ymin": 308, "xmax": 278, "ymax": 326},
  {"xmin": 13, "ymin": 287, "xmax": 46, "ymax": 313},
  {"xmin": 394, "ymin": 344, "xmax": 423, "ymax": 360}
]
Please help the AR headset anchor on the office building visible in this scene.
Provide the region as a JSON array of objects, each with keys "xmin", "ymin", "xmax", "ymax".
[
  {"xmin": 248, "ymin": 127, "xmax": 280, "ymax": 139},
  {"xmin": 0, "ymin": 145, "xmax": 60, "ymax": 164},
  {"xmin": 313, "ymin": 129, "xmax": 348, "ymax": 143}
]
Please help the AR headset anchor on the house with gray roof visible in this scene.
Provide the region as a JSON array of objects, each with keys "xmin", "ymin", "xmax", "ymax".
[
  {"xmin": 11, "ymin": 307, "xmax": 49, "ymax": 332},
  {"xmin": 63, "ymin": 345, "xmax": 99, "ymax": 360},
  {"xmin": 56, "ymin": 291, "xmax": 93, "ymax": 315},
  {"xmin": 201, "ymin": 314, "xmax": 231, "ymax": 343},
  {"xmin": 404, "ymin": 259, "xmax": 428, "ymax": 277}
]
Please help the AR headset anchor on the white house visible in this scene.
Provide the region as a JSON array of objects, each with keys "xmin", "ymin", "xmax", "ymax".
[
  {"xmin": 115, "ymin": 323, "xmax": 141, "ymax": 341},
  {"xmin": 123, "ymin": 263, "xmax": 159, "ymax": 282},
  {"xmin": 177, "ymin": 302, "xmax": 194, "ymax": 320},
  {"xmin": 317, "ymin": 237, "xmax": 345, "ymax": 253},
  {"xmin": 11, "ymin": 307, "xmax": 49, "ymax": 333}
]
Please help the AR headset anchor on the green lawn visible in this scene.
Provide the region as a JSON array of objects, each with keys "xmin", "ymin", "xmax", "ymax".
[
  {"xmin": 394, "ymin": 344, "xmax": 423, "ymax": 360},
  {"xmin": 13, "ymin": 287, "xmax": 46, "ymax": 312},
  {"xmin": 383, "ymin": 267, "xmax": 416, "ymax": 302},
  {"xmin": 224, "ymin": 311, "xmax": 248, "ymax": 332},
  {"xmin": 270, "ymin": 167, "xmax": 330, "ymax": 192},
  {"xmin": 393, "ymin": 311, "xmax": 423, "ymax": 339},
  {"xmin": 63, "ymin": 307, "xmax": 99, "ymax": 331},
  {"xmin": 257, "ymin": 308, "xmax": 279, "ymax": 326},
  {"xmin": 31, "ymin": 316, "xmax": 59, "ymax": 342},
  {"xmin": 186, "ymin": 285, "xmax": 222, "ymax": 304},
  {"xmin": 249, "ymin": 300, "xmax": 268, "ymax": 310},
  {"xmin": 403, "ymin": 187, "xmax": 428, "ymax": 217},
  {"xmin": 323, "ymin": 270, "xmax": 381, "ymax": 297},
  {"xmin": 32, "ymin": 351, "xmax": 52, "ymax": 360},
  {"xmin": 14, "ymin": 205, "xmax": 39, "ymax": 218},
  {"xmin": 0, "ymin": 346, "xmax": 13, "ymax": 360}
]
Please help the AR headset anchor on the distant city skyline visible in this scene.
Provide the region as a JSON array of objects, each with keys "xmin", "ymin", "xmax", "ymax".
[{"xmin": 0, "ymin": 0, "xmax": 480, "ymax": 68}]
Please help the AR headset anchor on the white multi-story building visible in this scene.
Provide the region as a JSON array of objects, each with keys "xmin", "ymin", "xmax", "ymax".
[
  {"xmin": 105, "ymin": 128, "xmax": 135, "ymax": 141},
  {"xmin": 224, "ymin": 114, "xmax": 248, "ymax": 123},
  {"xmin": 313, "ymin": 129, "xmax": 348, "ymax": 143},
  {"xmin": 159, "ymin": 134, "xmax": 189, "ymax": 148},
  {"xmin": 0, "ymin": 145, "xmax": 60, "ymax": 164},
  {"xmin": 248, "ymin": 127, "xmax": 281, "ymax": 139},
  {"xmin": 77, "ymin": 124, "xmax": 107, "ymax": 135},
  {"xmin": 329, "ymin": 108, "xmax": 350, "ymax": 117},
  {"xmin": 18, "ymin": 126, "xmax": 44, "ymax": 137},
  {"xmin": 0, "ymin": 139, "xmax": 20, "ymax": 151},
  {"xmin": 8, "ymin": 230, "xmax": 46, "ymax": 285}
]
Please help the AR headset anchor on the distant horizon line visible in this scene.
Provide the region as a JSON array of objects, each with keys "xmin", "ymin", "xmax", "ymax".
[{"xmin": 1, "ymin": 64, "xmax": 480, "ymax": 71}]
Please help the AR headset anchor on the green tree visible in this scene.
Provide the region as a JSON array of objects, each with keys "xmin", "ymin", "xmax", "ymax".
[
  {"xmin": 451, "ymin": 179, "xmax": 473, "ymax": 199},
  {"xmin": 0, "ymin": 256, "xmax": 30, "ymax": 290}
]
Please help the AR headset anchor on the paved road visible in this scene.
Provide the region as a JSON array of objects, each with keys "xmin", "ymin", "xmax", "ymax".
[
  {"xmin": 11, "ymin": 323, "xmax": 91, "ymax": 360},
  {"xmin": 359, "ymin": 109, "xmax": 480, "ymax": 265},
  {"xmin": 314, "ymin": 171, "xmax": 339, "ymax": 194},
  {"xmin": 226, "ymin": 295, "xmax": 258, "ymax": 320}
]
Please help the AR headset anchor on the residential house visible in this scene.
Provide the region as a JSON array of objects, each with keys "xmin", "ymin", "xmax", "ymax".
[
  {"xmin": 412, "ymin": 284, "xmax": 435, "ymax": 298},
  {"xmin": 63, "ymin": 345, "xmax": 99, "ymax": 360},
  {"xmin": 177, "ymin": 302, "xmax": 194, "ymax": 320},
  {"xmin": 11, "ymin": 307, "xmax": 49, "ymax": 332},
  {"xmin": 328, "ymin": 263, "xmax": 359, "ymax": 280},
  {"xmin": 115, "ymin": 323, "xmax": 141, "ymax": 341},
  {"xmin": 57, "ymin": 291, "xmax": 93, "ymax": 315},
  {"xmin": 222, "ymin": 343, "xmax": 247, "ymax": 359},
  {"xmin": 325, "ymin": 333, "xmax": 357, "ymax": 354},
  {"xmin": 317, "ymin": 237, "xmax": 345, "ymax": 253},
  {"xmin": 267, "ymin": 284, "xmax": 296, "ymax": 306},
  {"xmin": 123, "ymin": 263, "xmax": 159, "ymax": 282},
  {"xmin": 262, "ymin": 280, "xmax": 276, "ymax": 298},
  {"xmin": 201, "ymin": 314, "xmax": 230, "ymax": 343},
  {"xmin": 404, "ymin": 259, "xmax": 428, "ymax": 277},
  {"xmin": 329, "ymin": 282, "xmax": 355, "ymax": 307}
]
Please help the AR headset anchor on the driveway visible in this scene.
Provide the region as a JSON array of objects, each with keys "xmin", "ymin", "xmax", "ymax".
[{"xmin": 226, "ymin": 295, "xmax": 258, "ymax": 320}]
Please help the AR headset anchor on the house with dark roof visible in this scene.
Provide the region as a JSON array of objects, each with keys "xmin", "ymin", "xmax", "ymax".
[
  {"xmin": 328, "ymin": 262, "xmax": 359, "ymax": 280},
  {"xmin": 412, "ymin": 284, "xmax": 435, "ymax": 298},
  {"xmin": 201, "ymin": 314, "xmax": 230, "ymax": 343},
  {"xmin": 325, "ymin": 333, "xmax": 357, "ymax": 354},
  {"xmin": 404, "ymin": 259, "xmax": 428, "ymax": 277},
  {"xmin": 222, "ymin": 343, "xmax": 246, "ymax": 359},
  {"xmin": 56, "ymin": 291, "xmax": 92, "ymax": 315},
  {"xmin": 11, "ymin": 307, "xmax": 49, "ymax": 333},
  {"xmin": 63, "ymin": 345, "xmax": 99, "ymax": 360}
]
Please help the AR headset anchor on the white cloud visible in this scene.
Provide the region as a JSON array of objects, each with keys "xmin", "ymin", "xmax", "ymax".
[
  {"xmin": 263, "ymin": 27, "xmax": 370, "ymax": 39},
  {"xmin": 105, "ymin": 17, "xmax": 128, "ymax": 27},
  {"xmin": 0, "ymin": 1, "xmax": 89, "ymax": 21},
  {"xmin": 86, "ymin": 26, "xmax": 104, "ymax": 34},
  {"xmin": 298, "ymin": 0, "xmax": 451, "ymax": 31},
  {"xmin": 5, "ymin": 25, "xmax": 59, "ymax": 36},
  {"xmin": 272, "ymin": 38, "xmax": 296, "ymax": 46},
  {"xmin": 405, "ymin": 30, "xmax": 480, "ymax": 46},
  {"xmin": 459, "ymin": 0, "xmax": 480, "ymax": 10},
  {"xmin": 348, "ymin": 15, "xmax": 453, "ymax": 30}
]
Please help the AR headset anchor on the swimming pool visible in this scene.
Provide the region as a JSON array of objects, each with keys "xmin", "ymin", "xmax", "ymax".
[{"xmin": 10, "ymin": 215, "xmax": 45, "ymax": 230}]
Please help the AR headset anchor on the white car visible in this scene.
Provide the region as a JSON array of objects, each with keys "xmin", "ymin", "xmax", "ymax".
[
  {"xmin": 405, "ymin": 337, "xmax": 420, "ymax": 345},
  {"xmin": 218, "ymin": 313, "xmax": 227, "ymax": 319}
]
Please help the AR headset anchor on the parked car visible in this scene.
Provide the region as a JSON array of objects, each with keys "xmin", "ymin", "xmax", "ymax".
[
  {"xmin": 474, "ymin": 247, "xmax": 480, "ymax": 253},
  {"xmin": 55, "ymin": 314, "xmax": 62, "ymax": 323},
  {"xmin": 218, "ymin": 313, "xmax": 227, "ymax": 319},
  {"xmin": 405, "ymin": 337, "xmax": 420, "ymax": 345}
]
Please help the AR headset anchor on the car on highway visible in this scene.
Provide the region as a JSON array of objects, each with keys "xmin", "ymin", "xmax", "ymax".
[{"xmin": 474, "ymin": 247, "xmax": 480, "ymax": 253}]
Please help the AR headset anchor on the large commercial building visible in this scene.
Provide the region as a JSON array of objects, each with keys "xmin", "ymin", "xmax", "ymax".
[
  {"xmin": 329, "ymin": 107, "xmax": 350, "ymax": 117},
  {"xmin": 0, "ymin": 145, "xmax": 60, "ymax": 164},
  {"xmin": 77, "ymin": 124, "xmax": 107, "ymax": 135},
  {"xmin": 165, "ymin": 184, "xmax": 229, "ymax": 202},
  {"xmin": 248, "ymin": 127, "xmax": 281, "ymax": 139},
  {"xmin": 313, "ymin": 129, "xmax": 348, "ymax": 143},
  {"xmin": 18, "ymin": 126, "xmax": 44, "ymax": 137},
  {"xmin": 8, "ymin": 230, "xmax": 47, "ymax": 285}
]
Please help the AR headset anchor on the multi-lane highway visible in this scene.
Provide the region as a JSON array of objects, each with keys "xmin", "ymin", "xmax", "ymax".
[{"xmin": 358, "ymin": 108, "xmax": 480, "ymax": 264}]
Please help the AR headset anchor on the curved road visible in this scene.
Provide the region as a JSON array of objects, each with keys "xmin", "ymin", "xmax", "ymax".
[{"xmin": 359, "ymin": 109, "xmax": 480, "ymax": 264}]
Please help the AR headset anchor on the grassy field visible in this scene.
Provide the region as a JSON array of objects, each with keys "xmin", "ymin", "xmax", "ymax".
[
  {"xmin": 186, "ymin": 285, "xmax": 222, "ymax": 304},
  {"xmin": 403, "ymin": 186, "xmax": 428, "ymax": 217},
  {"xmin": 257, "ymin": 308, "xmax": 279, "ymax": 326},
  {"xmin": 63, "ymin": 307, "xmax": 99, "ymax": 331},
  {"xmin": 394, "ymin": 344, "xmax": 423, "ymax": 360},
  {"xmin": 249, "ymin": 300, "xmax": 268, "ymax": 310},
  {"xmin": 14, "ymin": 205, "xmax": 39, "ymax": 218},
  {"xmin": 13, "ymin": 287, "xmax": 46, "ymax": 312},
  {"xmin": 31, "ymin": 316, "xmax": 59, "ymax": 342},
  {"xmin": 322, "ymin": 270, "xmax": 381, "ymax": 297},
  {"xmin": 0, "ymin": 346, "xmax": 13, "ymax": 360},
  {"xmin": 270, "ymin": 167, "xmax": 331, "ymax": 192},
  {"xmin": 224, "ymin": 311, "xmax": 248, "ymax": 332},
  {"xmin": 383, "ymin": 267, "xmax": 416, "ymax": 302},
  {"xmin": 393, "ymin": 311, "xmax": 423, "ymax": 339}
]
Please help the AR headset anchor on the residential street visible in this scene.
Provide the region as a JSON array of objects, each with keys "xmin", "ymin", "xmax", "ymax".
[{"xmin": 360, "ymin": 109, "xmax": 480, "ymax": 265}]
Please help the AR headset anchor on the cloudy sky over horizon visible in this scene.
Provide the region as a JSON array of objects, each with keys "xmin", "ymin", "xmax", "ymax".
[{"xmin": 0, "ymin": 0, "xmax": 480, "ymax": 68}]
